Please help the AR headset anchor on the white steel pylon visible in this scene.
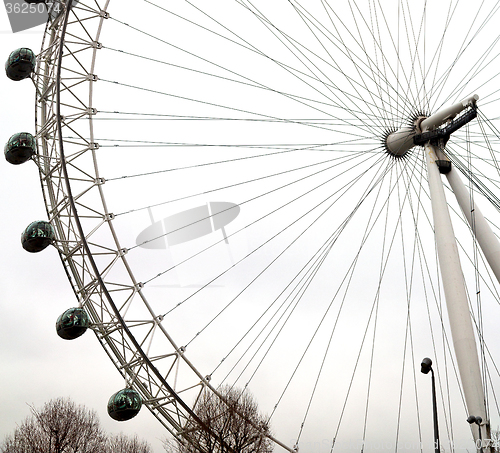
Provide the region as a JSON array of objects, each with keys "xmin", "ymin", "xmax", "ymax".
[
  {"xmin": 425, "ymin": 140, "xmax": 490, "ymax": 450},
  {"xmin": 386, "ymin": 95, "xmax": 494, "ymax": 451}
]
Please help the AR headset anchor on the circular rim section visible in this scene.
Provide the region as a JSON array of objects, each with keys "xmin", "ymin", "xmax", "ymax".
[{"xmin": 33, "ymin": 1, "xmax": 261, "ymax": 450}]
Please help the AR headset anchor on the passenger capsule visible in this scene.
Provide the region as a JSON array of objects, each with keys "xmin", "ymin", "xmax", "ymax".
[
  {"xmin": 4, "ymin": 132, "xmax": 35, "ymax": 165},
  {"xmin": 107, "ymin": 388, "xmax": 142, "ymax": 421},
  {"xmin": 5, "ymin": 48, "xmax": 36, "ymax": 81},
  {"xmin": 56, "ymin": 307, "xmax": 90, "ymax": 340},
  {"xmin": 21, "ymin": 221, "xmax": 55, "ymax": 253}
]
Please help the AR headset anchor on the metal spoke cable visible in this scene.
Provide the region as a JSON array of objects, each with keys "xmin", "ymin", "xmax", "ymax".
[
  {"xmin": 104, "ymin": 18, "xmax": 382, "ymax": 138},
  {"xmin": 348, "ymin": 0, "xmax": 420, "ymax": 119},
  {"xmin": 173, "ymin": 150, "xmax": 390, "ymax": 339},
  {"xmin": 151, "ymin": 0, "xmax": 397, "ymax": 130},
  {"xmin": 372, "ymin": 0, "xmax": 409, "ymax": 122},
  {"xmin": 232, "ymin": 1, "xmax": 385, "ymax": 137},
  {"xmin": 394, "ymin": 0, "xmax": 423, "ymax": 114},
  {"xmin": 465, "ymin": 123, "xmax": 490, "ymax": 417},
  {"xmin": 401, "ymin": 0, "xmax": 428, "ymax": 114},
  {"xmin": 445, "ymin": 0, "xmax": 500, "ymax": 102},
  {"xmin": 345, "ymin": 0, "xmax": 392, "ymax": 130},
  {"xmin": 234, "ymin": 0, "xmax": 402, "ymax": 134},
  {"xmin": 477, "ymin": 112, "xmax": 500, "ymax": 179},
  {"xmin": 120, "ymin": 145, "xmax": 373, "ymax": 224},
  {"xmin": 100, "ymin": 44, "xmax": 388, "ymax": 132},
  {"xmin": 304, "ymin": 0, "xmax": 425, "ymax": 117},
  {"xmin": 430, "ymin": 0, "xmax": 500, "ymax": 110},
  {"xmin": 100, "ymin": 74, "xmax": 375, "ymax": 140},
  {"xmin": 382, "ymin": 157, "xmax": 428, "ymax": 451},
  {"xmin": 425, "ymin": 0, "xmax": 483, "ymax": 108},
  {"xmin": 363, "ymin": 154, "xmax": 426, "ymax": 448},
  {"xmin": 180, "ymin": 160, "xmax": 395, "ymax": 360},
  {"xmin": 231, "ymin": 153, "xmax": 399, "ymax": 425},
  {"xmin": 268, "ymin": 157, "xmax": 408, "ymax": 431},
  {"xmin": 286, "ymin": 0, "xmax": 384, "ymax": 122},
  {"xmin": 442, "ymin": 35, "xmax": 500, "ymax": 107},
  {"xmin": 153, "ymin": 0, "xmax": 375, "ymax": 114},
  {"xmin": 325, "ymin": 154, "xmax": 437, "ymax": 448},
  {"xmin": 390, "ymin": 0, "xmax": 421, "ymax": 113},
  {"xmin": 211, "ymin": 156, "xmax": 399, "ymax": 386},
  {"xmin": 288, "ymin": 0, "xmax": 391, "ymax": 133},
  {"xmin": 422, "ymin": 0, "xmax": 456, "ymax": 114},
  {"xmin": 215, "ymin": 240, "xmax": 332, "ymax": 382},
  {"xmin": 448, "ymin": 146, "xmax": 500, "ymax": 193},
  {"xmin": 369, "ymin": 0, "xmax": 393, "ymax": 127},
  {"xmin": 320, "ymin": 0, "xmax": 418, "ymax": 123},
  {"xmin": 150, "ymin": 148, "xmax": 386, "ymax": 319},
  {"xmin": 352, "ymin": 0, "xmax": 418, "ymax": 123},
  {"xmin": 359, "ymin": 159, "xmax": 396, "ymax": 449},
  {"xmin": 448, "ymin": 153, "xmax": 500, "ymax": 213},
  {"xmin": 323, "ymin": 0, "xmax": 415, "ymax": 126},
  {"xmin": 75, "ymin": 135, "xmax": 379, "ymax": 149},
  {"xmin": 90, "ymin": 110, "xmax": 392, "ymax": 128},
  {"xmin": 161, "ymin": 0, "xmax": 394, "ymax": 134},
  {"xmin": 400, "ymin": 150, "xmax": 434, "ymax": 448},
  {"xmin": 450, "ymin": 136, "xmax": 500, "ymax": 182},
  {"xmin": 83, "ymin": 109, "xmax": 390, "ymax": 142},
  {"xmin": 393, "ymin": 156, "xmax": 426, "ymax": 452},
  {"xmin": 405, "ymin": 0, "xmax": 429, "ymax": 114},
  {"xmin": 233, "ymin": 238, "xmax": 333, "ymax": 393}
]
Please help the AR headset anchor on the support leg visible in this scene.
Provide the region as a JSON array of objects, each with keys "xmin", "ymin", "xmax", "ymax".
[
  {"xmin": 446, "ymin": 166, "xmax": 500, "ymax": 286},
  {"xmin": 425, "ymin": 142, "xmax": 490, "ymax": 451}
]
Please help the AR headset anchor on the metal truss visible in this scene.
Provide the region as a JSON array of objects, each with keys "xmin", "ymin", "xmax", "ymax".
[{"xmin": 33, "ymin": 0, "xmax": 212, "ymax": 443}]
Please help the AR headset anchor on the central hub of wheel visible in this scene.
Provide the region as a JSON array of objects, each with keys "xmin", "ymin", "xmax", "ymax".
[
  {"xmin": 383, "ymin": 117, "xmax": 426, "ymax": 158},
  {"xmin": 383, "ymin": 94, "xmax": 479, "ymax": 158}
]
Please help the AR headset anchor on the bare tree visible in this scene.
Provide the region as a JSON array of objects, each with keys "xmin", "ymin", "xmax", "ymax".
[
  {"xmin": 164, "ymin": 386, "xmax": 273, "ymax": 453},
  {"xmin": 0, "ymin": 397, "xmax": 153, "ymax": 453},
  {"xmin": 1, "ymin": 398, "xmax": 106, "ymax": 453},
  {"xmin": 106, "ymin": 432, "xmax": 153, "ymax": 453}
]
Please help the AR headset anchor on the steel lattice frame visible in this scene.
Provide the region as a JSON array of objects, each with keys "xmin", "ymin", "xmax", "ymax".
[{"xmin": 32, "ymin": 1, "xmax": 256, "ymax": 449}]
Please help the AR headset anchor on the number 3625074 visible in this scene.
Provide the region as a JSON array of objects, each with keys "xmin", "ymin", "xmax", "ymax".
[{"xmin": 4, "ymin": 2, "xmax": 61, "ymax": 14}]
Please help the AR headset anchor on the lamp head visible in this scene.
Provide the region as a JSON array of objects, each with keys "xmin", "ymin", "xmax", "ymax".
[
  {"xmin": 421, "ymin": 357, "xmax": 432, "ymax": 374},
  {"xmin": 467, "ymin": 415, "xmax": 482, "ymax": 425}
]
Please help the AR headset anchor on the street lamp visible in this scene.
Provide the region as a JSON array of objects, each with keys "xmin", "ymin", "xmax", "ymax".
[
  {"xmin": 421, "ymin": 357, "xmax": 440, "ymax": 453},
  {"xmin": 467, "ymin": 415, "xmax": 484, "ymax": 453}
]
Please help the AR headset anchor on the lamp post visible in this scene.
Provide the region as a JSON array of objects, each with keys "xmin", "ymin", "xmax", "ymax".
[
  {"xmin": 467, "ymin": 415, "xmax": 484, "ymax": 453},
  {"xmin": 421, "ymin": 358, "xmax": 440, "ymax": 453}
]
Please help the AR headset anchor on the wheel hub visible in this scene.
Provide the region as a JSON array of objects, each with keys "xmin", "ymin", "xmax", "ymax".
[{"xmin": 384, "ymin": 94, "xmax": 479, "ymax": 158}]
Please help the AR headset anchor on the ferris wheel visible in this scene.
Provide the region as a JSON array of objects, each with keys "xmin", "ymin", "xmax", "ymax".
[{"xmin": 5, "ymin": 0, "xmax": 500, "ymax": 451}]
